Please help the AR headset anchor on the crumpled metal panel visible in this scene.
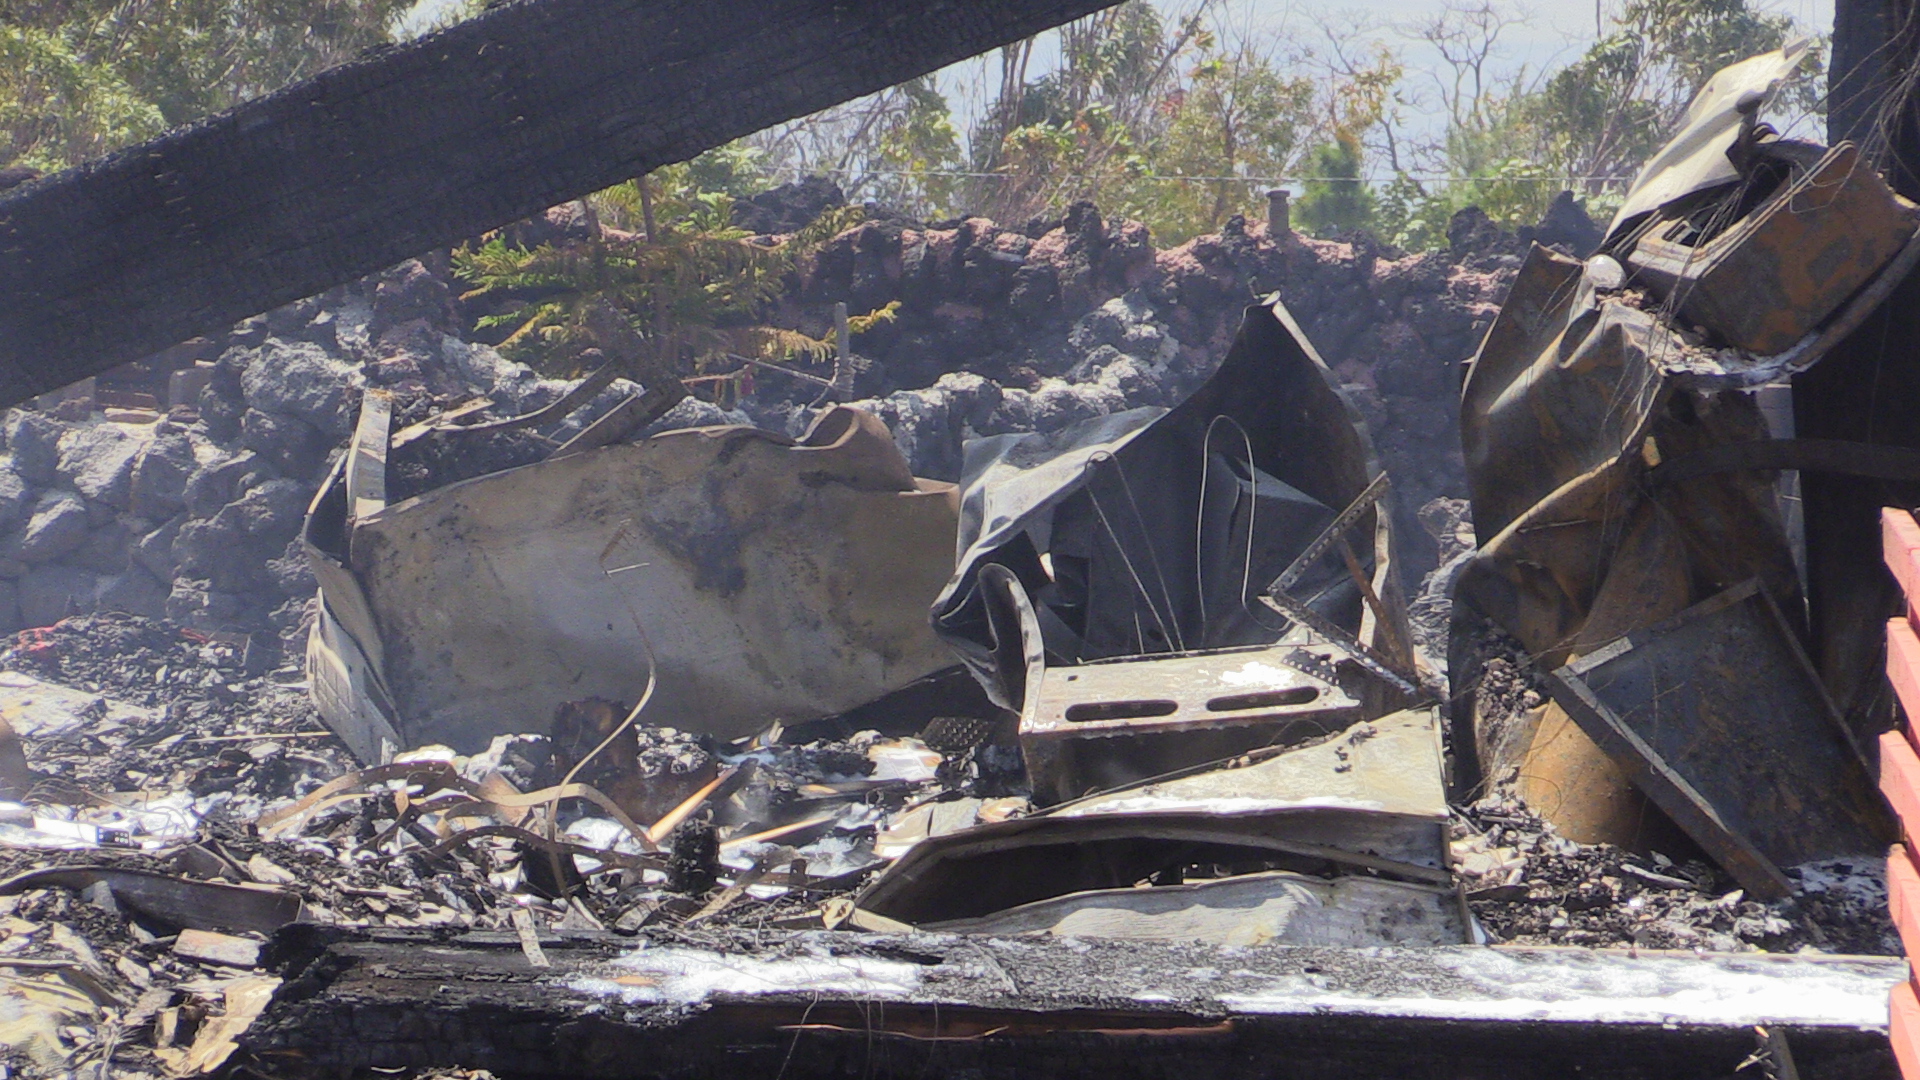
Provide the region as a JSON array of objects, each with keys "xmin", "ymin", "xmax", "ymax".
[
  {"xmin": 1454, "ymin": 245, "xmax": 1802, "ymax": 843},
  {"xmin": 1050, "ymin": 705, "xmax": 1450, "ymax": 822},
  {"xmin": 304, "ymin": 406, "xmax": 961, "ymax": 753},
  {"xmin": 932, "ymin": 298, "xmax": 1403, "ymax": 711},
  {"xmin": 1546, "ymin": 580, "xmax": 1887, "ymax": 898},
  {"xmin": 858, "ymin": 707, "xmax": 1452, "ymax": 928},
  {"xmin": 1019, "ymin": 642, "xmax": 1365, "ymax": 805},
  {"xmin": 1627, "ymin": 141, "xmax": 1919, "ymax": 355},
  {"xmin": 1606, "ymin": 39, "xmax": 1812, "ymax": 237},
  {"xmin": 1457, "ymin": 246, "xmax": 1800, "ymax": 668}
]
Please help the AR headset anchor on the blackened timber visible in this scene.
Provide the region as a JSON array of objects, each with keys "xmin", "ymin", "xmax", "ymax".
[
  {"xmin": 0, "ymin": 0, "xmax": 1120, "ymax": 406},
  {"xmin": 245, "ymin": 926, "xmax": 1902, "ymax": 1079},
  {"xmin": 1801, "ymin": 0, "xmax": 1920, "ymax": 742}
]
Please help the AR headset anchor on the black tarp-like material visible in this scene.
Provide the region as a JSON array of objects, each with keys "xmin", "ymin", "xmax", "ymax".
[{"xmin": 930, "ymin": 298, "xmax": 1402, "ymax": 709}]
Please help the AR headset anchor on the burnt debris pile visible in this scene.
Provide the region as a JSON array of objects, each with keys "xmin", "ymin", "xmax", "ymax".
[{"xmin": 7, "ymin": 39, "xmax": 1920, "ymax": 1080}]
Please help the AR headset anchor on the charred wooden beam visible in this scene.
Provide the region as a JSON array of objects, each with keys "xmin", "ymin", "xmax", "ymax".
[
  {"xmin": 1800, "ymin": 0, "xmax": 1920, "ymax": 741},
  {"xmin": 0, "ymin": 0, "xmax": 1119, "ymax": 406},
  {"xmin": 246, "ymin": 926, "xmax": 1900, "ymax": 1079}
]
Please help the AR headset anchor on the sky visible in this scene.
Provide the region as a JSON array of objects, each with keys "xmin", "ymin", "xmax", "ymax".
[{"xmin": 399, "ymin": 0, "xmax": 1835, "ymax": 171}]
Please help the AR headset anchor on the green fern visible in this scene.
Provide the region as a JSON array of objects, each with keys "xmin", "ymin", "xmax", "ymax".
[{"xmin": 454, "ymin": 168, "xmax": 892, "ymax": 403}]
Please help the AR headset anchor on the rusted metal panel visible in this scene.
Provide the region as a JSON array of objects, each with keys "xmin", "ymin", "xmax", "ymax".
[
  {"xmin": 1628, "ymin": 142, "xmax": 1920, "ymax": 355},
  {"xmin": 861, "ymin": 708, "xmax": 1452, "ymax": 928},
  {"xmin": 1546, "ymin": 580, "xmax": 1888, "ymax": 899},
  {"xmin": 1018, "ymin": 643, "xmax": 1365, "ymax": 805},
  {"xmin": 303, "ymin": 406, "xmax": 961, "ymax": 753},
  {"xmin": 1454, "ymin": 240, "xmax": 1801, "ymax": 846}
]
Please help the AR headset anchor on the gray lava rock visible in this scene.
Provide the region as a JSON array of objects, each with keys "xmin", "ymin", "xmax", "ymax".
[
  {"xmin": 640, "ymin": 396, "xmax": 752, "ymax": 438},
  {"xmin": 732, "ymin": 175, "xmax": 844, "ymax": 235},
  {"xmin": 18, "ymin": 491, "xmax": 91, "ymax": 563},
  {"xmin": 98, "ymin": 564, "xmax": 169, "ymax": 620},
  {"xmin": 133, "ymin": 515, "xmax": 186, "ymax": 583},
  {"xmin": 197, "ymin": 386, "xmax": 246, "ymax": 443},
  {"xmin": 55, "ymin": 424, "xmax": 142, "ymax": 510},
  {"xmin": 165, "ymin": 579, "xmax": 255, "ymax": 631},
  {"xmin": 1519, "ymin": 190, "xmax": 1603, "ymax": 258},
  {"xmin": 239, "ymin": 340, "xmax": 358, "ymax": 439},
  {"xmin": 183, "ymin": 452, "xmax": 262, "ymax": 519},
  {"xmin": 265, "ymin": 538, "xmax": 317, "ymax": 597},
  {"xmin": 366, "ymin": 259, "xmax": 457, "ymax": 343},
  {"xmin": 4, "ymin": 411, "xmax": 66, "ymax": 485},
  {"xmin": 0, "ymin": 465, "xmax": 32, "ymax": 535},
  {"xmin": 265, "ymin": 298, "xmax": 323, "ymax": 338},
  {"xmin": 1068, "ymin": 293, "xmax": 1172, "ymax": 363},
  {"xmin": 270, "ymin": 594, "xmax": 318, "ymax": 656},
  {"xmin": 835, "ymin": 371, "xmax": 1006, "ymax": 480},
  {"xmin": 198, "ymin": 350, "xmax": 251, "ymax": 442},
  {"xmin": 227, "ymin": 315, "xmax": 270, "ymax": 349},
  {"xmin": 0, "ymin": 581, "xmax": 21, "ymax": 635},
  {"xmin": 173, "ymin": 478, "xmax": 312, "ymax": 593},
  {"xmin": 240, "ymin": 409, "xmax": 327, "ymax": 479},
  {"xmin": 18, "ymin": 564, "xmax": 102, "ymax": 629},
  {"xmin": 62, "ymin": 518, "xmax": 131, "ymax": 575},
  {"xmin": 128, "ymin": 432, "xmax": 197, "ymax": 519}
]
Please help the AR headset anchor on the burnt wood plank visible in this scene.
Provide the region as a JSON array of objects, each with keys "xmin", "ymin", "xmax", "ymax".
[
  {"xmin": 0, "ymin": 0, "xmax": 1119, "ymax": 405},
  {"xmin": 245, "ymin": 926, "xmax": 1901, "ymax": 1079}
]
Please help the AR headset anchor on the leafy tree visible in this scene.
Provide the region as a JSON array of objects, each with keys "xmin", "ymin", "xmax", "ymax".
[
  {"xmin": 747, "ymin": 75, "xmax": 963, "ymax": 220},
  {"xmin": 864, "ymin": 77, "xmax": 965, "ymax": 216},
  {"xmin": 0, "ymin": 23, "xmax": 162, "ymax": 170},
  {"xmin": 1525, "ymin": 0, "xmax": 1814, "ymax": 190},
  {"xmin": 1136, "ymin": 43, "xmax": 1314, "ymax": 240},
  {"xmin": 1295, "ymin": 131, "xmax": 1374, "ymax": 236},
  {"xmin": 1, "ymin": 0, "xmax": 410, "ymax": 171}
]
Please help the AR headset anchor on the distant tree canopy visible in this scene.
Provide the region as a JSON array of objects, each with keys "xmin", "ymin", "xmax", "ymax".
[
  {"xmin": 747, "ymin": 0, "xmax": 1821, "ymax": 249},
  {"xmin": 1, "ymin": 0, "xmax": 1820, "ymax": 250},
  {"xmin": 0, "ymin": 0, "xmax": 409, "ymax": 172}
]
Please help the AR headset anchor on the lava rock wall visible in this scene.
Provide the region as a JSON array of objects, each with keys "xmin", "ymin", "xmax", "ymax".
[{"xmin": 0, "ymin": 188, "xmax": 1561, "ymax": 656}]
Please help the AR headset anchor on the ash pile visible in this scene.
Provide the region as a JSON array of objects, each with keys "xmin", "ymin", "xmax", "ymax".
[{"xmin": 0, "ymin": 39, "xmax": 1914, "ymax": 1080}]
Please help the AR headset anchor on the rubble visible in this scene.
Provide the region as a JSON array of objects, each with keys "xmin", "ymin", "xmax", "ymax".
[
  {"xmin": 1459, "ymin": 795, "xmax": 1897, "ymax": 956},
  {"xmin": 5, "ymin": 38, "xmax": 1920, "ymax": 1078},
  {"xmin": 1451, "ymin": 41, "xmax": 1917, "ymax": 879}
]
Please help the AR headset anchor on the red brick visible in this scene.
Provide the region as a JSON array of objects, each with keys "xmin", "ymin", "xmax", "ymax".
[
  {"xmin": 1885, "ymin": 508, "xmax": 1920, "ymax": 611},
  {"xmin": 1891, "ymin": 845, "xmax": 1920, "ymax": 965},
  {"xmin": 1882, "ymin": 730, "xmax": 1920, "ymax": 844},
  {"xmin": 1891, "ymin": 619, "xmax": 1920, "ymax": 748},
  {"xmin": 1893, "ymin": 978, "xmax": 1920, "ymax": 1079}
]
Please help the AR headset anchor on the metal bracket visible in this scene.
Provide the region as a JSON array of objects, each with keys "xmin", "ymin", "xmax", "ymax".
[
  {"xmin": 1257, "ymin": 590, "xmax": 1416, "ymax": 696},
  {"xmin": 1271, "ymin": 472, "xmax": 1390, "ymax": 595},
  {"xmin": 1258, "ymin": 472, "xmax": 1415, "ymax": 695}
]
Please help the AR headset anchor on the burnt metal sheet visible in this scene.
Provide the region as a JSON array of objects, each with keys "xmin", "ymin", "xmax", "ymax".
[
  {"xmin": 1627, "ymin": 141, "xmax": 1919, "ymax": 355},
  {"xmin": 1453, "ymin": 241, "xmax": 1803, "ymax": 845},
  {"xmin": 855, "ymin": 805, "xmax": 1449, "ymax": 926},
  {"xmin": 919, "ymin": 870, "xmax": 1466, "ymax": 946},
  {"xmin": 1545, "ymin": 580, "xmax": 1887, "ymax": 899},
  {"xmin": 933, "ymin": 298, "xmax": 1406, "ymax": 713},
  {"xmin": 0, "ymin": 866, "xmax": 302, "ymax": 934},
  {"xmin": 1018, "ymin": 642, "xmax": 1364, "ymax": 805},
  {"xmin": 1045, "ymin": 705, "xmax": 1450, "ymax": 828},
  {"xmin": 1606, "ymin": 40, "xmax": 1812, "ymax": 237},
  {"xmin": 1456, "ymin": 244, "xmax": 1800, "ymax": 664},
  {"xmin": 303, "ymin": 405, "xmax": 960, "ymax": 754},
  {"xmin": 860, "ymin": 707, "xmax": 1450, "ymax": 926}
]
